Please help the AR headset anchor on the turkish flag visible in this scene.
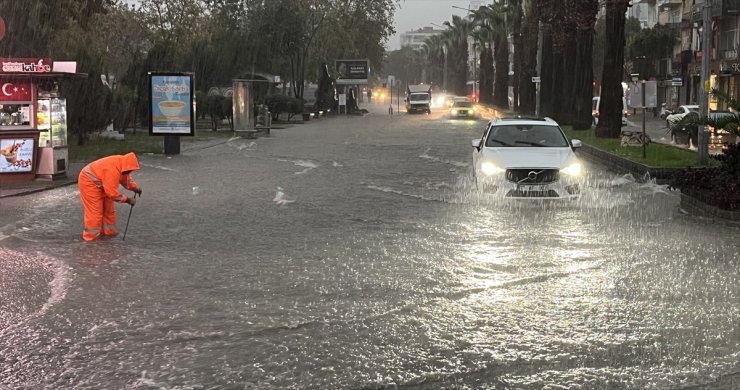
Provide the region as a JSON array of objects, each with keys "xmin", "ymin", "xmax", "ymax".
[{"xmin": 0, "ymin": 78, "xmax": 32, "ymax": 102}]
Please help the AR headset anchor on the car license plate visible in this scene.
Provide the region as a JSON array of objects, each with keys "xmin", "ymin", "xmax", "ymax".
[{"xmin": 518, "ymin": 184, "xmax": 549, "ymax": 192}]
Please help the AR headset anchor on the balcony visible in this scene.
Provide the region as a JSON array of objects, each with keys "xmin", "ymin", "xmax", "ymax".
[{"xmin": 692, "ymin": 0, "xmax": 740, "ymax": 22}]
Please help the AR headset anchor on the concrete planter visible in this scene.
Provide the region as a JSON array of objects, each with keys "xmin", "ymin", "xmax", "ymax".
[
  {"xmin": 680, "ymin": 193, "xmax": 740, "ymax": 221},
  {"xmin": 576, "ymin": 143, "xmax": 740, "ymax": 220},
  {"xmin": 576, "ymin": 144, "xmax": 681, "ymax": 183}
]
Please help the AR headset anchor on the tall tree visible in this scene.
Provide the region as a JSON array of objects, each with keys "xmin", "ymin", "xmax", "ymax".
[
  {"xmin": 470, "ymin": 28, "xmax": 494, "ymax": 105},
  {"xmin": 473, "ymin": 1, "xmax": 511, "ymax": 108},
  {"xmin": 596, "ymin": 0, "xmax": 630, "ymax": 138},
  {"xmin": 421, "ymin": 34, "xmax": 446, "ymax": 90},
  {"xmin": 570, "ymin": 0, "xmax": 599, "ymax": 130},
  {"xmin": 257, "ymin": 0, "xmax": 330, "ymax": 99},
  {"xmin": 516, "ymin": 0, "xmax": 539, "ymax": 115},
  {"xmin": 443, "ymin": 15, "xmax": 474, "ymax": 96}
]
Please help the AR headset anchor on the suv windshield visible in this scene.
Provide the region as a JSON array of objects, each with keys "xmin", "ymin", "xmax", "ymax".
[
  {"xmin": 453, "ymin": 101, "xmax": 473, "ymax": 108},
  {"xmin": 485, "ymin": 124, "xmax": 569, "ymax": 147}
]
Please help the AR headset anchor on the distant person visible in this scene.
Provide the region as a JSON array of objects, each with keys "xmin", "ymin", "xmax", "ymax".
[
  {"xmin": 367, "ymin": 89, "xmax": 372, "ymax": 103},
  {"xmin": 78, "ymin": 152, "xmax": 142, "ymax": 241}
]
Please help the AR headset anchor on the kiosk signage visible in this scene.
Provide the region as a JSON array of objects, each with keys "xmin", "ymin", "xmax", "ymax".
[{"xmin": 148, "ymin": 72, "xmax": 195, "ymax": 136}]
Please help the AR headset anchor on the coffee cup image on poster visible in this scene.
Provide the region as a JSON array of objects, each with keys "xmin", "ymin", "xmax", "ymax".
[
  {"xmin": 150, "ymin": 75, "xmax": 192, "ymax": 134},
  {"xmin": 0, "ymin": 138, "xmax": 34, "ymax": 173}
]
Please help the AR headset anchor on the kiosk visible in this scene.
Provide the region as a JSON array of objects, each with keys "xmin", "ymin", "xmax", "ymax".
[{"xmin": 0, "ymin": 58, "xmax": 79, "ymax": 184}]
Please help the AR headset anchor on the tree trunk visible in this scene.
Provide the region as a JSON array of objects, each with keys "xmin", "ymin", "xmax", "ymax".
[
  {"xmin": 554, "ymin": 37, "xmax": 576, "ymax": 124},
  {"xmin": 511, "ymin": 3, "xmax": 523, "ymax": 111},
  {"xmin": 596, "ymin": 0, "xmax": 629, "ymax": 138},
  {"xmin": 479, "ymin": 46, "xmax": 494, "ymax": 104},
  {"xmin": 517, "ymin": 8, "xmax": 539, "ymax": 115},
  {"xmin": 540, "ymin": 23, "xmax": 554, "ymax": 118},
  {"xmin": 493, "ymin": 35, "xmax": 510, "ymax": 109},
  {"xmin": 573, "ymin": 27, "xmax": 596, "ymax": 130},
  {"xmin": 454, "ymin": 44, "xmax": 469, "ymax": 96}
]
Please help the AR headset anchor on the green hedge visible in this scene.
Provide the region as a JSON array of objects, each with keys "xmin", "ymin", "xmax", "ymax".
[{"xmin": 265, "ymin": 94, "xmax": 304, "ymax": 120}]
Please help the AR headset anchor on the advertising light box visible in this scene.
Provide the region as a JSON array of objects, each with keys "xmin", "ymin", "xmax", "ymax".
[{"xmin": 149, "ymin": 72, "xmax": 195, "ymax": 136}]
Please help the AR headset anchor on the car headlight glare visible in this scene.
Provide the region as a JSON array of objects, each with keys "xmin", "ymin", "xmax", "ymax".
[
  {"xmin": 561, "ymin": 162, "xmax": 582, "ymax": 176},
  {"xmin": 451, "ymin": 109, "xmax": 458, "ymax": 115},
  {"xmin": 481, "ymin": 161, "xmax": 505, "ymax": 176}
]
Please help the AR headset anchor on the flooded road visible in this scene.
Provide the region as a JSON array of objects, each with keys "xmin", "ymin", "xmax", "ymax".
[{"xmin": 1, "ymin": 105, "xmax": 738, "ymax": 389}]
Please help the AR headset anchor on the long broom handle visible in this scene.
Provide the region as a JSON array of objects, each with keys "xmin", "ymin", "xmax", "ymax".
[{"xmin": 122, "ymin": 193, "xmax": 137, "ymax": 241}]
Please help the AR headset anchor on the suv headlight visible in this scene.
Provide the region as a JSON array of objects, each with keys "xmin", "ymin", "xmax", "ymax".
[
  {"xmin": 560, "ymin": 162, "xmax": 582, "ymax": 176},
  {"xmin": 481, "ymin": 161, "xmax": 505, "ymax": 175}
]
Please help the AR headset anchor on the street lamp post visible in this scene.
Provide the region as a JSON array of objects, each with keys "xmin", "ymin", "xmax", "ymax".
[{"xmin": 443, "ymin": 44, "xmax": 448, "ymax": 93}]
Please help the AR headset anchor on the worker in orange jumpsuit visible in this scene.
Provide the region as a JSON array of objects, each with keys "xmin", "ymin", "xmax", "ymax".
[{"xmin": 78, "ymin": 152, "xmax": 142, "ymax": 241}]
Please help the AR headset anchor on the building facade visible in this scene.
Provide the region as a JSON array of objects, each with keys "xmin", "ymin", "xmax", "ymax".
[
  {"xmin": 632, "ymin": 0, "xmax": 740, "ymax": 112},
  {"xmin": 399, "ymin": 27, "xmax": 444, "ymax": 51}
]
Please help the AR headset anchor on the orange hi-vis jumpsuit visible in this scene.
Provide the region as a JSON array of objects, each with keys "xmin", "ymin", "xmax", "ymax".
[{"xmin": 78, "ymin": 152, "xmax": 140, "ymax": 241}]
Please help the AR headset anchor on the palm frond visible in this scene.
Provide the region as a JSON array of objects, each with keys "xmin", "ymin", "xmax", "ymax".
[{"xmin": 711, "ymin": 88, "xmax": 740, "ymax": 111}]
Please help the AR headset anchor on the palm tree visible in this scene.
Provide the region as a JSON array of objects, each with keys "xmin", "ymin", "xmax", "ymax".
[
  {"xmin": 473, "ymin": 2, "xmax": 511, "ymax": 108},
  {"xmin": 470, "ymin": 28, "xmax": 494, "ymax": 104},
  {"xmin": 421, "ymin": 34, "xmax": 446, "ymax": 90},
  {"xmin": 443, "ymin": 14, "xmax": 475, "ymax": 96},
  {"xmin": 595, "ymin": 0, "xmax": 630, "ymax": 137}
]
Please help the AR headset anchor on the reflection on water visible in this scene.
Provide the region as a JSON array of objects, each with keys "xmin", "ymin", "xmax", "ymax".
[{"xmin": 0, "ymin": 166, "xmax": 738, "ymax": 389}]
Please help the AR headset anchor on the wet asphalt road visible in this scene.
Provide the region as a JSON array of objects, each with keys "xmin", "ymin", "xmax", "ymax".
[{"xmin": 0, "ymin": 103, "xmax": 738, "ymax": 389}]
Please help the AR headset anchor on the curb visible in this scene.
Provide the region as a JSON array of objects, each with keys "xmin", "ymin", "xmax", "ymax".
[
  {"xmin": 680, "ymin": 193, "xmax": 740, "ymax": 221},
  {"xmin": 577, "ymin": 144, "xmax": 682, "ymax": 183},
  {"xmin": 0, "ymin": 179, "xmax": 79, "ymax": 198}
]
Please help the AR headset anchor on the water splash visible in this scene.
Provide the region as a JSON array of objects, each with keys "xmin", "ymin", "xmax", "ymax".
[{"xmin": 273, "ymin": 187, "xmax": 295, "ymax": 205}]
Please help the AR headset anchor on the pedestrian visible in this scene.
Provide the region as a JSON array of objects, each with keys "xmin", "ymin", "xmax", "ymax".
[
  {"xmin": 367, "ymin": 89, "xmax": 372, "ymax": 103},
  {"xmin": 78, "ymin": 152, "xmax": 142, "ymax": 241}
]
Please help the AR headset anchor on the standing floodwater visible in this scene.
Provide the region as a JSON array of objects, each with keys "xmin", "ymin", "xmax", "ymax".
[{"xmin": 1, "ymin": 106, "xmax": 738, "ymax": 389}]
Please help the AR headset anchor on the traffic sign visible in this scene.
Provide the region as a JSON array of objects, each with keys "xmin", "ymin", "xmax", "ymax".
[{"xmin": 531, "ymin": 76, "xmax": 541, "ymax": 83}]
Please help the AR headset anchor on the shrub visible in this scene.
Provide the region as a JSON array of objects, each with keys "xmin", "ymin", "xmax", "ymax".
[
  {"xmin": 204, "ymin": 95, "xmax": 226, "ymax": 131},
  {"xmin": 670, "ymin": 143, "xmax": 740, "ymax": 210},
  {"xmin": 265, "ymin": 94, "xmax": 303, "ymax": 121},
  {"xmin": 288, "ymin": 97, "xmax": 304, "ymax": 120}
]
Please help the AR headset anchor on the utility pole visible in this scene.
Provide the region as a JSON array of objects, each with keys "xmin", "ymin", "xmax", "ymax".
[
  {"xmin": 443, "ymin": 45, "xmax": 448, "ymax": 93},
  {"xmin": 698, "ymin": 0, "xmax": 712, "ymax": 165},
  {"xmin": 474, "ymin": 47, "xmax": 478, "ymax": 100},
  {"xmin": 536, "ymin": 21, "xmax": 543, "ymax": 117}
]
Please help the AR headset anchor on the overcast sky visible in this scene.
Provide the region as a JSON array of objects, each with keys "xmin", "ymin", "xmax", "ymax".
[{"xmin": 389, "ymin": 0, "xmax": 485, "ymax": 50}]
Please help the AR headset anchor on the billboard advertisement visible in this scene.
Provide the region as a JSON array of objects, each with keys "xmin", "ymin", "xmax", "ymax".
[
  {"xmin": 149, "ymin": 72, "xmax": 195, "ymax": 136},
  {"xmin": 335, "ymin": 59, "xmax": 369, "ymax": 85},
  {"xmin": 0, "ymin": 138, "xmax": 34, "ymax": 173}
]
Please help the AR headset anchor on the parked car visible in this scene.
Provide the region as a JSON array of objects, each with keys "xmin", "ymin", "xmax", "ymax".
[
  {"xmin": 670, "ymin": 111, "xmax": 699, "ymax": 147},
  {"xmin": 671, "ymin": 110, "xmax": 737, "ymax": 148},
  {"xmin": 666, "ymin": 105, "xmax": 700, "ymax": 127},
  {"xmin": 449, "ymin": 99, "xmax": 477, "ymax": 118},
  {"xmin": 471, "ymin": 116, "xmax": 583, "ymax": 199},
  {"xmin": 592, "ymin": 96, "xmax": 628, "ymax": 126}
]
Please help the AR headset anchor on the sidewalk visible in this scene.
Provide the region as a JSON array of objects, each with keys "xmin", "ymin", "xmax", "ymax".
[
  {"xmin": 0, "ymin": 162, "xmax": 85, "ymax": 198},
  {"xmin": 623, "ymin": 113, "xmax": 732, "ymax": 155}
]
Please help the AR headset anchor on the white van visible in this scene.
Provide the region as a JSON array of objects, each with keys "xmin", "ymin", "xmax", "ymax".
[{"xmin": 592, "ymin": 96, "xmax": 628, "ymax": 126}]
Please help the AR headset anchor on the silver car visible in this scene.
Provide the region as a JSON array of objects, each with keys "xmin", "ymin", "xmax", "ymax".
[{"xmin": 471, "ymin": 117, "xmax": 584, "ymax": 199}]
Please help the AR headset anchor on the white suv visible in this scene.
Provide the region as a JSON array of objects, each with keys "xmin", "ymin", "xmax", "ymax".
[{"xmin": 471, "ymin": 117, "xmax": 584, "ymax": 199}]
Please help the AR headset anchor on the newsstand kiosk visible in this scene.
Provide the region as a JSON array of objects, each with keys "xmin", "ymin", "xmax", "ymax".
[{"xmin": 0, "ymin": 58, "xmax": 79, "ymax": 184}]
